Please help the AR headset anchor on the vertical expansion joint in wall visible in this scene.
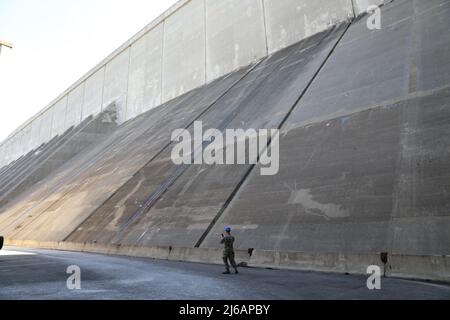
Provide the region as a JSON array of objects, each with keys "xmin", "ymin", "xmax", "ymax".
[
  {"xmin": 408, "ymin": 0, "xmax": 419, "ymax": 94},
  {"xmin": 351, "ymin": 0, "xmax": 358, "ymax": 19},
  {"xmin": 261, "ymin": 0, "xmax": 269, "ymax": 56},
  {"xmin": 204, "ymin": 0, "xmax": 207, "ymax": 84}
]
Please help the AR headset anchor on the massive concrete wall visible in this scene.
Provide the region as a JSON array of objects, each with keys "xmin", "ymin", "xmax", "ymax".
[
  {"xmin": 0, "ymin": 0, "xmax": 357, "ymax": 168},
  {"xmin": 202, "ymin": 0, "xmax": 450, "ymax": 256},
  {"xmin": 1, "ymin": 0, "xmax": 449, "ymax": 281}
]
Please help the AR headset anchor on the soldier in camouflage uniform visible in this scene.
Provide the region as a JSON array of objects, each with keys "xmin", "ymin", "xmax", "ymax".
[{"xmin": 221, "ymin": 227, "xmax": 238, "ymax": 274}]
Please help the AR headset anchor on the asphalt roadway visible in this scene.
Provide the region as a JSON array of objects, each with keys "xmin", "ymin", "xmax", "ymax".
[{"xmin": 0, "ymin": 247, "xmax": 449, "ymax": 300}]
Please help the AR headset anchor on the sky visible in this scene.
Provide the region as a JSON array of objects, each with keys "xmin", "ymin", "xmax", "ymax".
[{"xmin": 0, "ymin": 0, "xmax": 178, "ymax": 143}]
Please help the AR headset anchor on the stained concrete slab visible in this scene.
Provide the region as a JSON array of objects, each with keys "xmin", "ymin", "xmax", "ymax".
[
  {"xmin": 19, "ymin": 125, "xmax": 32, "ymax": 158},
  {"xmin": 102, "ymin": 49, "xmax": 130, "ymax": 123},
  {"xmin": 264, "ymin": 0, "xmax": 353, "ymax": 54},
  {"xmin": 3, "ymin": 140, "xmax": 15, "ymax": 167},
  {"xmin": 0, "ymin": 142, "xmax": 21, "ymax": 180},
  {"xmin": 0, "ymin": 105, "xmax": 169, "ymax": 239},
  {"xmin": 51, "ymin": 96, "xmax": 69, "ymax": 137},
  {"xmin": 8, "ymin": 133, "xmax": 22, "ymax": 165},
  {"xmin": 38, "ymin": 107, "xmax": 54, "ymax": 145},
  {"xmin": 82, "ymin": 67, "xmax": 105, "ymax": 121},
  {"xmin": 1, "ymin": 140, "xmax": 13, "ymax": 167},
  {"xmin": 283, "ymin": 0, "xmax": 450, "ymax": 128},
  {"xmin": 205, "ymin": 0, "xmax": 267, "ymax": 81},
  {"xmin": 285, "ymin": 0, "xmax": 415, "ymax": 129},
  {"xmin": 415, "ymin": 0, "xmax": 450, "ymax": 91},
  {"xmin": 65, "ymin": 83, "xmax": 84, "ymax": 130},
  {"xmin": 162, "ymin": 0, "xmax": 206, "ymax": 102},
  {"xmin": 126, "ymin": 23, "xmax": 164, "ymax": 121},
  {"xmin": 0, "ymin": 145, "xmax": 5, "ymax": 168},
  {"xmin": 0, "ymin": 108, "xmax": 117, "ymax": 213},
  {"xmin": 29, "ymin": 115, "xmax": 43, "ymax": 151},
  {"xmin": 0, "ymin": 132, "xmax": 73, "ymax": 211}
]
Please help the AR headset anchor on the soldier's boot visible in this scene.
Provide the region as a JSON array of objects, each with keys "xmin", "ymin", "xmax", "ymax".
[
  {"xmin": 223, "ymin": 257, "xmax": 231, "ymax": 274},
  {"xmin": 230, "ymin": 257, "xmax": 238, "ymax": 274}
]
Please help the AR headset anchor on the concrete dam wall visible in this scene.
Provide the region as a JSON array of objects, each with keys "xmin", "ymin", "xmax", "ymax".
[
  {"xmin": 0, "ymin": 0, "xmax": 383, "ymax": 166},
  {"xmin": 0, "ymin": 0, "xmax": 386, "ymax": 167},
  {"xmin": 1, "ymin": 0, "xmax": 450, "ymax": 281}
]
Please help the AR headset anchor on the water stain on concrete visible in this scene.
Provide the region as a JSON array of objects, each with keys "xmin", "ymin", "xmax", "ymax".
[{"xmin": 285, "ymin": 182, "xmax": 349, "ymax": 220}]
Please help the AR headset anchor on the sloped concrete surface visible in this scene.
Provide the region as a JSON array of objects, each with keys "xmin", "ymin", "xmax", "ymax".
[
  {"xmin": 206, "ymin": 86, "xmax": 450, "ymax": 256},
  {"xmin": 203, "ymin": 0, "xmax": 450, "ymax": 258},
  {"xmin": 0, "ymin": 106, "xmax": 118, "ymax": 210},
  {"xmin": 66, "ymin": 24, "xmax": 348, "ymax": 248},
  {"xmin": 0, "ymin": 67, "xmax": 252, "ymax": 242}
]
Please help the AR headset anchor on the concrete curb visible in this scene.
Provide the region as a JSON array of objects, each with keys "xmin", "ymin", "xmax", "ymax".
[{"xmin": 5, "ymin": 239, "xmax": 449, "ymax": 283}]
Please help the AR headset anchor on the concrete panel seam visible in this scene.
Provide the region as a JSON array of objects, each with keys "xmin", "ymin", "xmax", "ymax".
[
  {"xmin": 261, "ymin": 0, "xmax": 269, "ymax": 56},
  {"xmin": 204, "ymin": 0, "xmax": 207, "ymax": 84},
  {"xmin": 351, "ymin": 0, "xmax": 358, "ymax": 18}
]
